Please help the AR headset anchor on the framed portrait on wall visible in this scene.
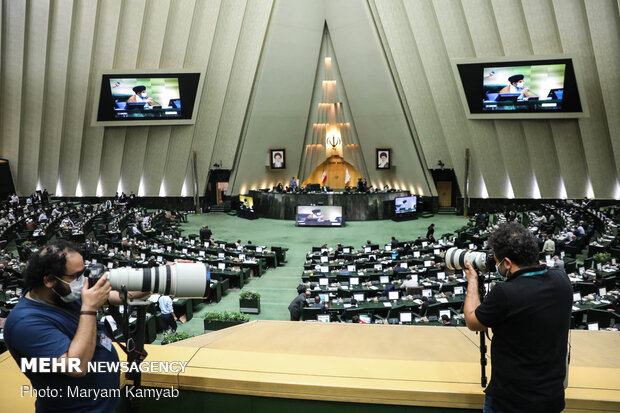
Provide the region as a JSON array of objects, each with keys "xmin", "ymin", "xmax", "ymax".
[
  {"xmin": 270, "ymin": 149, "xmax": 286, "ymax": 169},
  {"xmin": 376, "ymin": 148, "xmax": 391, "ymax": 169}
]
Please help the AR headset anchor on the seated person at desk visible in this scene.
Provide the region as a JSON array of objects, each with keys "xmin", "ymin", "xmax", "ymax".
[
  {"xmin": 38, "ymin": 211, "xmax": 49, "ymax": 223},
  {"xmin": 25, "ymin": 218, "xmax": 37, "ymax": 232},
  {"xmin": 60, "ymin": 217, "xmax": 73, "ymax": 230},
  {"xmin": 498, "ymin": 74, "xmax": 536, "ymax": 101},
  {"xmin": 441, "ymin": 314, "xmax": 454, "ymax": 326},
  {"xmin": 400, "ymin": 274, "xmax": 418, "ymax": 290},
  {"xmin": 418, "ymin": 296, "xmax": 430, "ymax": 315},
  {"xmin": 199, "ymin": 225, "xmax": 212, "ymax": 242},
  {"xmin": 311, "ymin": 296, "xmax": 324, "ymax": 309},
  {"xmin": 552, "ymin": 256, "xmax": 564, "ymax": 272},
  {"xmin": 126, "ymin": 85, "xmax": 154, "ymax": 108}
]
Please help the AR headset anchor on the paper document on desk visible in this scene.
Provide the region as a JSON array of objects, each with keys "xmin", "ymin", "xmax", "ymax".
[
  {"xmin": 369, "ymin": 286, "xmax": 378, "ymax": 290},
  {"xmin": 340, "ymin": 285, "xmax": 348, "ymax": 290},
  {"xmin": 600, "ymin": 299, "xmax": 611, "ymax": 304},
  {"xmin": 343, "ymin": 304, "xmax": 352, "ymax": 308},
  {"xmin": 572, "ymin": 306, "xmax": 580, "ymax": 311},
  {"xmin": 173, "ymin": 298, "xmax": 179, "ymax": 302},
  {"xmin": 383, "ymin": 302, "xmax": 392, "ymax": 307},
  {"xmin": 436, "ymin": 298, "xmax": 448, "ymax": 303}
]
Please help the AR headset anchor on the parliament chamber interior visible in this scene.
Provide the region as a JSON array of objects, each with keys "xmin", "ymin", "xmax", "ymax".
[{"xmin": 0, "ymin": 0, "xmax": 618, "ymax": 412}]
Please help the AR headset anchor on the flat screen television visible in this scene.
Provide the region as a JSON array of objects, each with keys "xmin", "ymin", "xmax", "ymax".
[
  {"xmin": 92, "ymin": 69, "xmax": 205, "ymax": 126},
  {"xmin": 395, "ymin": 195, "xmax": 417, "ymax": 214},
  {"xmin": 296, "ymin": 206, "xmax": 344, "ymax": 227},
  {"xmin": 239, "ymin": 195, "xmax": 254, "ymax": 210},
  {"xmin": 452, "ymin": 55, "xmax": 588, "ymax": 119}
]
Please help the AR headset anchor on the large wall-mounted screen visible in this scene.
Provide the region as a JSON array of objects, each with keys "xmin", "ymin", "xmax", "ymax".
[
  {"xmin": 296, "ymin": 206, "xmax": 343, "ymax": 227},
  {"xmin": 452, "ymin": 56, "xmax": 587, "ymax": 119},
  {"xmin": 395, "ymin": 196, "xmax": 417, "ymax": 214},
  {"xmin": 93, "ymin": 70, "xmax": 204, "ymax": 126}
]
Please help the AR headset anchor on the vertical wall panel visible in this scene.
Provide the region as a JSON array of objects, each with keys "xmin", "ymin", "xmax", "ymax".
[
  {"xmin": 157, "ymin": 0, "xmax": 196, "ymax": 196},
  {"xmin": 140, "ymin": 126, "xmax": 171, "ymax": 195},
  {"xmin": 121, "ymin": 0, "xmax": 171, "ymax": 196},
  {"xmin": 455, "ymin": 0, "xmax": 509, "ymax": 197},
  {"xmin": 77, "ymin": 0, "xmax": 122, "ymax": 196},
  {"xmin": 584, "ymin": 0, "xmax": 620, "ymax": 179},
  {"xmin": 164, "ymin": 0, "xmax": 221, "ymax": 195},
  {"xmin": 379, "ymin": 1, "xmax": 450, "ymax": 172},
  {"xmin": 165, "ymin": 0, "xmax": 221, "ymax": 197},
  {"xmin": 522, "ymin": 121, "xmax": 561, "ymax": 197},
  {"xmin": 431, "ymin": 0, "xmax": 485, "ymax": 197},
  {"xmin": 37, "ymin": 0, "xmax": 74, "ymax": 195},
  {"xmin": 0, "ymin": 0, "xmax": 26, "ymax": 191},
  {"xmin": 98, "ymin": 0, "xmax": 146, "ymax": 195},
  {"xmin": 190, "ymin": 0, "xmax": 247, "ymax": 196},
  {"xmin": 490, "ymin": 0, "xmax": 544, "ymax": 198},
  {"xmin": 210, "ymin": 0, "xmax": 273, "ymax": 170},
  {"xmin": 553, "ymin": 0, "xmax": 616, "ymax": 198},
  {"xmin": 57, "ymin": 0, "xmax": 98, "ymax": 196},
  {"xmin": 521, "ymin": 0, "xmax": 587, "ymax": 198},
  {"xmin": 17, "ymin": 0, "xmax": 50, "ymax": 194}
]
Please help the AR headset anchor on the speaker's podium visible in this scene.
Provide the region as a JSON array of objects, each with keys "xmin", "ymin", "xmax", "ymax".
[{"xmin": 1, "ymin": 321, "xmax": 618, "ymax": 412}]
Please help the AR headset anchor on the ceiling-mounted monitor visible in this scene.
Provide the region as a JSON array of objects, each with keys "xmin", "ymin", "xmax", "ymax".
[
  {"xmin": 92, "ymin": 68, "xmax": 205, "ymax": 126},
  {"xmin": 452, "ymin": 55, "xmax": 588, "ymax": 119}
]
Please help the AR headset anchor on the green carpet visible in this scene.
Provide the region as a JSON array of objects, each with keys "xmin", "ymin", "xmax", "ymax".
[{"xmin": 155, "ymin": 212, "xmax": 468, "ymax": 342}]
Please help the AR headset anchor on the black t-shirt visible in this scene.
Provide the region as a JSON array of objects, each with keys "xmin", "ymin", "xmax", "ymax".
[{"xmin": 475, "ymin": 266, "xmax": 573, "ymax": 413}]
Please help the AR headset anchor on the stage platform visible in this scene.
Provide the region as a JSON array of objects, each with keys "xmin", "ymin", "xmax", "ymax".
[
  {"xmin": 1, "ymin": 321, "xmax": 619, "ymax": 412},
  {"xmin": 249, "ymin": 190, "xmax": 413, "ymax": 220}
]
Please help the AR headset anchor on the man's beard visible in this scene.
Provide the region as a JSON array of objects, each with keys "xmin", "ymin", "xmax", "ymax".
[{"xmin": 50, "ymin": 282, "xmax": 73, "ymax": 307}]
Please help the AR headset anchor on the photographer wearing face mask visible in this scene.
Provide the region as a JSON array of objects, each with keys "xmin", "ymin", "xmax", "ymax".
[
  {"xmin": 3, "ymin": 240, "xmax": 146, "ymax": 413},
  {"xmin": 463, "ymin": 222, "xmax": 573, "ymax": 413}
]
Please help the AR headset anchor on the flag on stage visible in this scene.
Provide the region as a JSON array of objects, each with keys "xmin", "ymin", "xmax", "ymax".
[
  {"xmin": 321, "ymin": 169, "xmax": 327, "ymax": 185},
  {"xmin": 344, "ymin": 168, "xmax": 351, "ymax": 185}
]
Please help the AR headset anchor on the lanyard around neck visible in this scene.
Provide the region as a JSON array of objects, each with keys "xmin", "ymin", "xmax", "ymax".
[{"xmin": 519, "ymin": 269, "xmax": 548, "ymax": 277}]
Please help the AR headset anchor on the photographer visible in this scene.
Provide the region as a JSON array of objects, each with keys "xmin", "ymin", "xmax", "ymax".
[
  {"xmin": 463, "ymin": 222, "xmax": 572, "ymax": 413},
  {"xmin": 3, "ymin": 240, "xmax": 147, "ymax": 412}
]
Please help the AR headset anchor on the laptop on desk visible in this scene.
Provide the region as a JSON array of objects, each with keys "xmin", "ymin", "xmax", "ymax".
[{"xmin": 497, "ymin": 93, "xmax": 520, "ymax": 101}]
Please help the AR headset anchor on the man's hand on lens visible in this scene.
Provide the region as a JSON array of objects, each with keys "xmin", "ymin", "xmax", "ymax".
[
  {"xmin": 464, "ymin": 260, "xmax": 478, "ymax": 282},
  {"xmin": 81, "ymin": 274, "xmax": 111, "ymax": 311}
]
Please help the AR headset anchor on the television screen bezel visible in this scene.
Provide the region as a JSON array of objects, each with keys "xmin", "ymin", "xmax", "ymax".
[
  {"xmin": 394, "ymin": 195, "xmax": 417, "ymax": 214},
  {"xmin": 295, "ymin": 205, "xmax": 344, "ymax": 227},
  {"xmin": 451, "ymin": 54, "xmax": 589, "ymax": 120},
  {"xmin": 91, "ymin": 68, "xmax": 206, "ymax": 127}
]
